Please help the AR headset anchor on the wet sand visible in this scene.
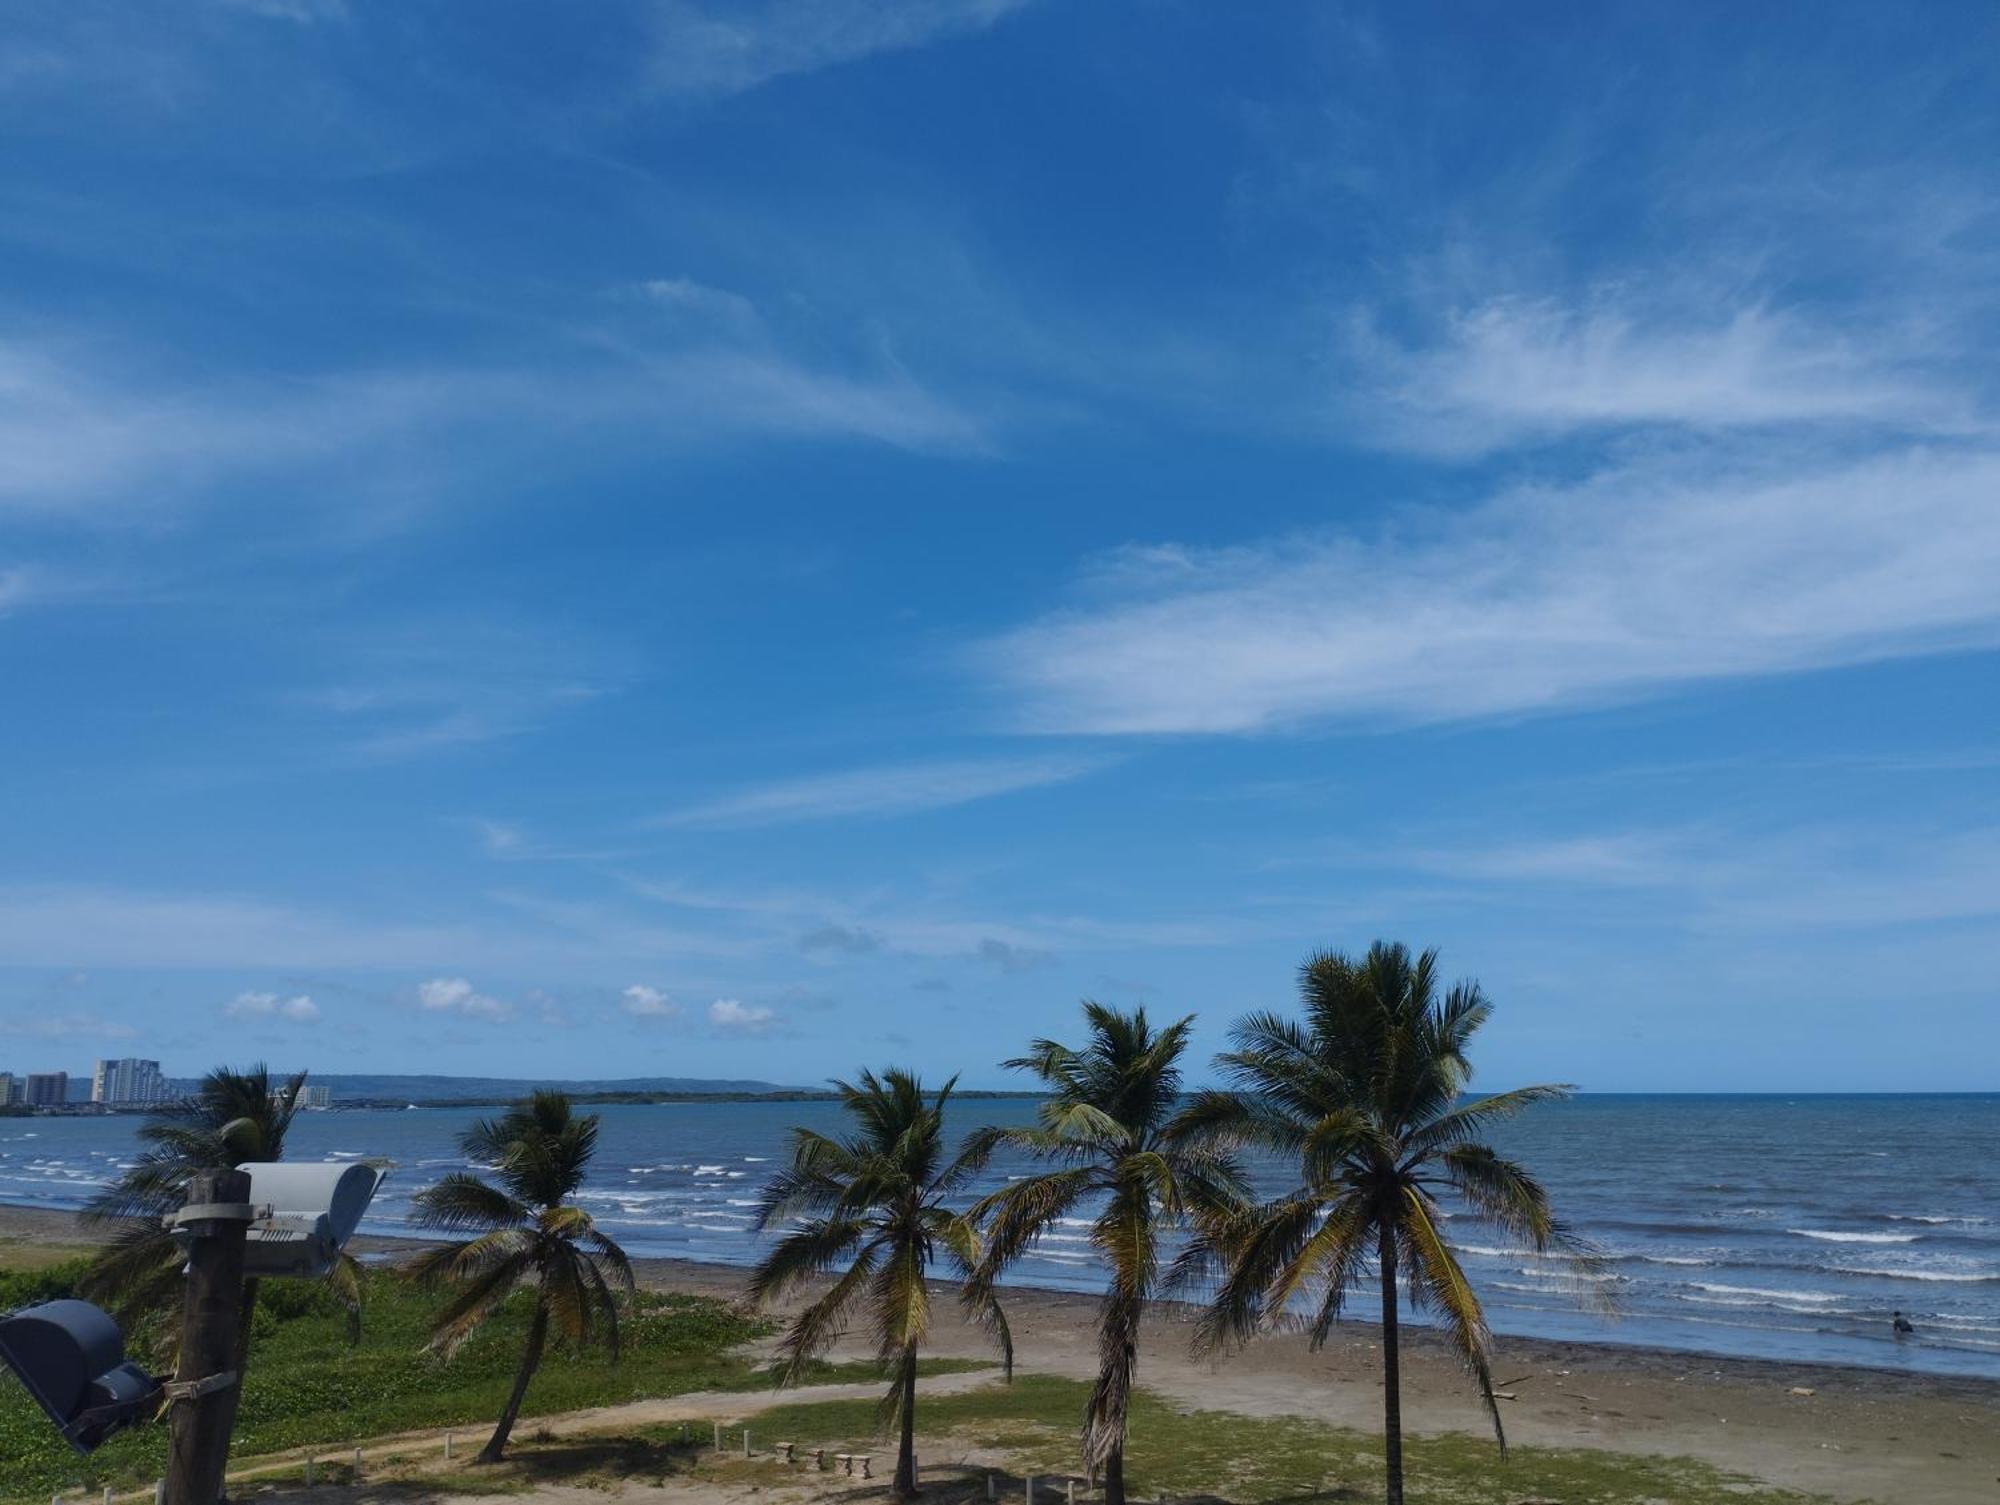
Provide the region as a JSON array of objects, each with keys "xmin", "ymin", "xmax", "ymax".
[{"xmin": 5, "ymin": 1203, "xmax": 1997, "ymax": 1503}]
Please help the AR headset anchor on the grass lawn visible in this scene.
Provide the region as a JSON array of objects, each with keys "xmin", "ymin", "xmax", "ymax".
[
  {"xmin": 0, "ymin": 1254, "xmax": 976, "ymax": 1503},
  {"xmin": 724, "ymin": 1374, "xmax": 1840, "ymax": 1505}
]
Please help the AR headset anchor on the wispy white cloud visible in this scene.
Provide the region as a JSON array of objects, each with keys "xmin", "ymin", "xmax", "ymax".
[
  {"xmin": 980, "ymin": 444, "xmax": 2000, "ymax": 734},
  {"xmin": 0, "ymin": 885, "xmax": 482, "ymax": 969},
  {"xmin": 658, "ymin": 754, "xmax": 1107, "ymax": 828},
  {"xmin": 645, "ymin": 0, "xmax": 1037, "ymax": 100},
  {"xmin": 1379, "ymin": 822, "xmax": 2000, "ymax": 933},
  {"xmin": 223, "ymin": 989, "xmax": 321, "ymax": 1023},
  {"xmin": 0, "ymin": 310, "xmax": 986, "ymax": 529},
  {"xmin": 0, "ymin": 1010, "xmax": 137, "ymax": 1041},
  {"xmin": 1347, "ymin": 297, "xmax": 1977, "ymax": 457},
  {"xmin": 297, "ymin": 618, "xmax": 627, "ymax": 762}
]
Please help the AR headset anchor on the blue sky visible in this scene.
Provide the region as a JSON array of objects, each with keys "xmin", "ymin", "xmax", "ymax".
[{"xmin": 2, "ymin": 1, "xmax": 1997, "ymax": 1092}]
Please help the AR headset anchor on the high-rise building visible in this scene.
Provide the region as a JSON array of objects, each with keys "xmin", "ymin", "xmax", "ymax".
[
  {"xmin": 91, "ymin": 1058, "xmax": 168, "ymax": 1106},
  {"xmin": 294, "ymin": 1084, "xmax": 332, "ymax": 1110},
  {"xmin": 0, "ymin": 1072, "xmax": 18, "ymax": 1106},
  {"xmin": 23, "ymin": 1072, "xmax": 68, "ymax": 1108}
]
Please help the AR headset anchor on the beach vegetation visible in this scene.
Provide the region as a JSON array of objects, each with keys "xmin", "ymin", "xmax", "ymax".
[
  {"xmin": 1184, "ymin": 941, "xmax": 1606, "ymax": 1505},
  {"xmin": 748, "ymin": 1066, "xmax": 1012, "ymax": 1499},
  {"xmin": 967, "ymin": 1002, "xmax": 1246, "ymax": 1503},
  {"xmin": 407, "ymin": 1090, "xmax": 635, "ymax": 1463}
]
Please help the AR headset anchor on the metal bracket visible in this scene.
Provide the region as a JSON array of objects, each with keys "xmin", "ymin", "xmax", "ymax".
[
  {"xmin": 160, "ymin": 1370, "xmax": 238, "ymax": 1404},
  {"xmin": 166, "ymin": 1202, "xmax": 259, "ymax": 1229}
]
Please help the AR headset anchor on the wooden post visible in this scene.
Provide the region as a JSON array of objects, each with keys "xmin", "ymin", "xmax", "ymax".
[{"xmin": 163, "ymin": 1169, "xmax": 251, "ymax": 1505}]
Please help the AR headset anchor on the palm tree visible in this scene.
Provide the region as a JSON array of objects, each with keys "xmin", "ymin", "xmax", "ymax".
[
  {"xmin": 407, "ymin": 1090, "xmax": 633, "ymax": 1463},
  {"xmin": 967, "ymin": 1004, "xmax": 1245, "ymax": 1505},
  {"xmin": 82, "ymin": 1065, "xmax": 350, "ymax": 1482},
  {"xmin": 1184, "ymin": 942, "xmax": 1605, "ymax": 1505},
  {"xmin": 749, "ymin": 1068, "xmax": 1010, "ymax": 1500}
]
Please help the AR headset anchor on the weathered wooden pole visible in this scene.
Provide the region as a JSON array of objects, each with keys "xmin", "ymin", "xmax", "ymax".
[{"xmin": 163, "ymin": 1169, "xmax": 252, "ymax": 1505}]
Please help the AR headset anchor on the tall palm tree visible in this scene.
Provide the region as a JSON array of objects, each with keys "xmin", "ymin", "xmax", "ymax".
[
  {"xmin": 1184, "ymin": 943, "xmax": 1605, "ymax": 1505},
  {"xmin": 967, "ymin": 1004, "xmax": 1245, "ymax": 1505},
  {"xmin": 408, "ymin": 1091, "xmax": 633, "ymax": 1463},
  {"xmin": 749, "ymin": 1068, "xmax": 1010, "ymax": 1500}
]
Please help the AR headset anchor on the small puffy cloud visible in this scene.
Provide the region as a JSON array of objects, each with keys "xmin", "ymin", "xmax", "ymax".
[
  {"xmin": 622, "ymin": 984, "xmax": 680, "ymax": 1019},
  {"xmin": 417, "ymin": 976, "xmax": 510, "ymax": 1020},
  {"xmin": 708, "ymin": 998, "xmax": 775, "ymax": 1035},
  {"xmin": 224, "ymin": 990, "xmax": 321, "ymax": 1023}
]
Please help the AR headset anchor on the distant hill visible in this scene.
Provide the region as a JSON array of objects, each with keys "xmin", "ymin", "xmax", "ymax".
[{"xmin": 166, "ymin": 1073, "xmax": 804, "ymax": 1104}]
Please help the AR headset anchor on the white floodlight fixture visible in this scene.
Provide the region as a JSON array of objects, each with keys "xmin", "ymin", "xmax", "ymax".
[
  {"xmin": 169, "ymin": 1160, "xmax": 391, "ymax": 1278},
  {"xmin": 0, "ymin": 1299, "xmax": 160, "ymax": 1452}
]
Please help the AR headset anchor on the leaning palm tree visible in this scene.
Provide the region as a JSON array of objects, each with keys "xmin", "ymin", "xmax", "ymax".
[
  {"xmin": 1183, "ymin": 942, "xmax": 1606, "ymax": 1505},
  {"xmin": 750, "ymin": 1068, "xmax": 1010, "ymax": 1500},
  {"xmin": 407, "ymin": 1090, "xmax": 633, "ymax": 1463},
  {"xmin": 967, "ymin": 1005, "xmax": 1245, "ymax": 1505}
]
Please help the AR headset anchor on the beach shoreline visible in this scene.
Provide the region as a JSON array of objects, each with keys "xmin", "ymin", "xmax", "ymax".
[{"xmin": 5, "ymin": 1200, "xmax": 1999, "ymax": 1502}]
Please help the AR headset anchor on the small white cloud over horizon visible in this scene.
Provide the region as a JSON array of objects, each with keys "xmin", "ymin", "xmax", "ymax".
[
  {"xmin": 708, "ymin": 998, "xmax": 775, "ymax": 1034},
  {"xmin": 224, "ymin": 990, "xmax": 321, "ymax": 1023},
  {"xmin": 417, "ymin": 976, "xmax": 510, "ymax": 1020},
  {"xmin": 659, "ymin": 754, "xmax": 1108, "ymax": 828},
  {"xmin": 622, "ymin": 983, "xmax": 680, "ymax": 1018}
]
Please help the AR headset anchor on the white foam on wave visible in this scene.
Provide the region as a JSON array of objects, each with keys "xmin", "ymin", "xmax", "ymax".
[
  {"xmin": 1692, "ymin": 1283, "xmax": 1843, "ymax": 1304},
  {"xmin": 1790, "ymin": 1229, "xmax": 1918, "ymax": 1244},
  {"xmin": 1642, "ymin": 1255, "xmax": 1717, "ymax": 1267},
  {"xmin": 1843, "ymin": 1266, "xmax": 1999, "ymax": 1283}
]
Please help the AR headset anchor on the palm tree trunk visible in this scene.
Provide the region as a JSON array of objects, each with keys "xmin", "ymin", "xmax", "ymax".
[
  {"xmin": 893, "ymin": 1342, "xmax": 920, "ymax": 1497},
  {"xmin": 1098, "ymin": 1301, "xmax": 1138, "ymax": 1505},
  {"xmin": 480, "ymin": 1299, "xmax": 549, "ymax": 1463},
  {"xmin": 1378, "ymin": 1222, "xmax": 1404, "ymax": 1505}
]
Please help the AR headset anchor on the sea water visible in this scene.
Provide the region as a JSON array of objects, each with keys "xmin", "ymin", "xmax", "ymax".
[{"xmin": 3, "ymin": 1093, "xmax": 1994, "ymax": 1379}]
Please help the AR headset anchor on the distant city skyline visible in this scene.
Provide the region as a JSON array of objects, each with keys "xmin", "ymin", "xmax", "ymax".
[{"xmin": 1, "ymin": 4, "xmax": 1996, "ymax": 1092}]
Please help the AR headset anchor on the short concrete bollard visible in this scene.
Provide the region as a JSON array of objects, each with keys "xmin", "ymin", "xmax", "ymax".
[
  {"xmin": 1066, "ymin": 1480, "xmax": 1075, "ymax": 1505},
  {"xmin": 1026, "ymin": 1475, "xmax": 1036, "ymax": 1504},
  {"xmin": 743, "ymin": 1427, "xmax": 751, "ymax": 1457},
  {"xmin": 104, "ymin": 1487, "xmax": 114, "ymax": 1505},
  {"xmin": 986, "ymin": 1470, "xmax": 997, "ymax": 1501},
  {"xmin": 445, "ymin": 1429, "xmax": 454, "ymax": 1459},
  {"xmin": 153, "ymin": 1483, "xmax": 165, "ymax": 1505},
  {"xmin": 304, "ymin": 1456, "xmax": 315, "ymax": 1485},
  {"xmin": 354, "ymin": 1446, "xmax": 364, "ymax": 1480},
  {"xmin": 714, "ymin": 1420, "xmax": 723, "ymax": 1451}
]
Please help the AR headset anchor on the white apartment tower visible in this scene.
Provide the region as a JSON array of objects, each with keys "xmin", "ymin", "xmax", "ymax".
[{"xmin": 91, "ymin": 1058, "xmax": 168, "ymax": 1106}]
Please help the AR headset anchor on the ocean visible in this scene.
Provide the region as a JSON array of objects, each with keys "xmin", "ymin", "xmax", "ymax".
[{"xmin": 2, "ymin": 1093, "xmax": 1994, "ymax": 1379}]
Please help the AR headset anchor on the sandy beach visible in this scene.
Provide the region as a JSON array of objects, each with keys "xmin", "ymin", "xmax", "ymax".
[{"xmin": 4, "ymin": 1202, "xmax": 1997, "ymax": 1503}]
